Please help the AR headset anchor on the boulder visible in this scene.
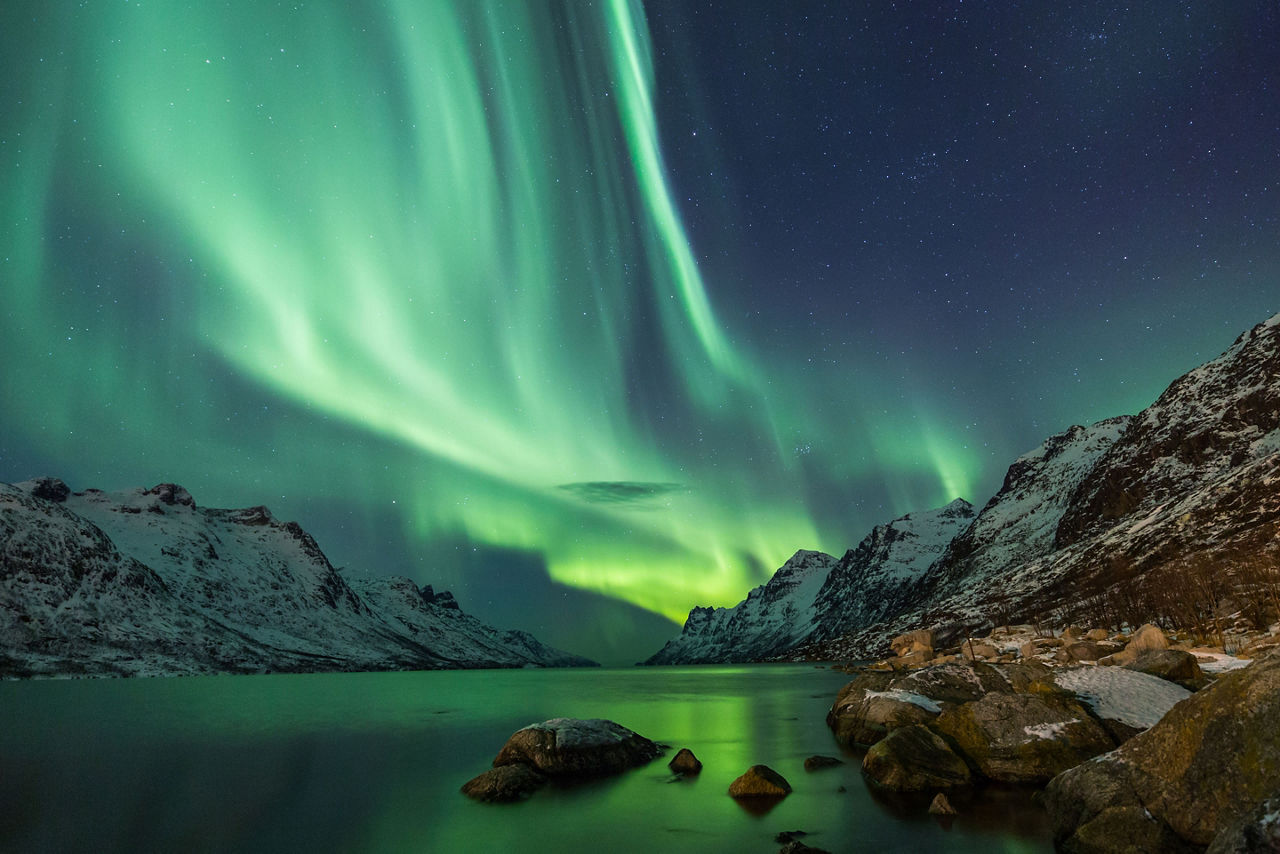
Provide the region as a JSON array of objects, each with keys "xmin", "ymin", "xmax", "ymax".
[
  {"xmin": 896, "ymin": 661, "xmax": 1011, "ymax": 703},
  {"xmin": 1056, "ymin": 641, "xmax": 1111, "ymax": 663},
  {"xmin": 888, "ymin": 648, "xmax": 935, "ymax": 668},
  {"xmin": 932, "ymin": 692, "xmax": 1115, "ymax": 784},
  {"xmin": 961, "ymin": 642, "xmax": 999, "ymax": 661},
  {"xmin": 1207, "ymin": 793, "xmax": 1280, "ymax": 853},
  {"xmin": 826, "ymin": 673, "xmax": 937, "ymax": 747},
  {"xmin": 1044, "ymin": 650, "xmax": 1280, "ymax": 850},
  {"xmin": 728, "ymin": 765, "xmax": 792, "ymax": 798},
  {"xmin": 1001, "ymin": 660, "xmax": 1058, "ymax": 694},
  {"xmin": 1113, "ymin": 623, "xmax": 1169, "ymax": 664},
  {"xmin": 491, "ymin": 718, "xmax": 661, "ymax": 778},
  {"xmin": 1061, "ymin": 805, "xmax": 1195, "ymax": 853},
  {"xmin": 891, "ymin": 629, "xmax": 935, "ymax": 656},
  {"xmin": 460, "ymin": 763, "xmax": 548, "ymax": 802},
  {"xmin": 861, "ymin": 724, "xmax": 972, "ymax": 791},
  {"xmin": 1125, "ymin": 648, "xmax": 1205, "ymax": 690},
  {"xmin": 803, "ymin": 755, "xmax": 842, "ymax": 771},
  {"xmin": 668, "ymin": 747, "xmax": 702, "ymax": 775},
  {"xmin": 929, "ymin": 792, "xmax": 960, "ymax": 816}
]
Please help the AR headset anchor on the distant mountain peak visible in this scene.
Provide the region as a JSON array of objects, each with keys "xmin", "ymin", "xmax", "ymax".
[{"xmin": 1, "ymin": 479, "xmax": 595, "ymax": 676}]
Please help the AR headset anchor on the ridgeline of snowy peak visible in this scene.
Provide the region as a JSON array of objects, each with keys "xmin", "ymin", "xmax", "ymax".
[
  {"xmin": 0, "ymin": 480, "xmax": 595, "ymax": 677},
  {"xmin": 650, "ymin": 311, "xmax": 1280, "ymax": 664},
  {"xmin": 643, "ymin": 501, "xmax": 975, "ymax": 665}
]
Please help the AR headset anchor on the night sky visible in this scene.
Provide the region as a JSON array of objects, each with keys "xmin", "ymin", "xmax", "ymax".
[{"xmin": 2, "ymin": 1, "xmax": 1277, "ymax": 664}]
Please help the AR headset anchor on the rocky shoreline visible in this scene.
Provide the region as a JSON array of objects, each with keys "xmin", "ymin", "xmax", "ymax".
[
  {"xmin": 456, "ymin": 622, "xmax": 1277, "ymax": 852},
  {"xmin": 829, "ymin": 622, "xmax": 1280, "ymax": 851}
]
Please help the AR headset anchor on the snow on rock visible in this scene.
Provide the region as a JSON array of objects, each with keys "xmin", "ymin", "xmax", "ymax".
[
  {"xmin": 864, "ymin": 689, "xmax": 943, "ymax": 714},
  {"xmin": 1053, "ymin": 665, "xmax": 1191, "ymax": 730},
  {"xmin": 1193, "ymin": 652, "xmax": 1254, "ymax": 674},
  {"xmin": 1024, "ymin": 720, "xmax": 1075, "ymax": 740},
  {"xmin": 523, "ymin": 718, "xmax": 637, "ymax": 748}
]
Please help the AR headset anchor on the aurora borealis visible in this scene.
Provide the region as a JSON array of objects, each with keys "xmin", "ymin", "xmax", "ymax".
[{"xmin": 2, "ymin": 2, "xmax": 1277, "ymax": 662}]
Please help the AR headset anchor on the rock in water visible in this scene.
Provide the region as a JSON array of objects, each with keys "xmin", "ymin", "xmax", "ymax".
[
  {"xmin": 1044, "ymin": 650, "xmax": 1280, "ymax": 850},
  {"xmin": 929, "ymin": 792, "xmax": 960, "ymax": 816},
  {"xmin": 460, "ymin": 764, "xmax": 548, "ymax": 803},
  {"xmin": 780, "ymin": 842, "xmax": 832, "ymax": 854},
  {"xmin": 668, "ymin": 747, "xmax": 702, "ymax": 775},
  {"xmin": 803, "ymin": 755, "xmax": 842, "ymax": 771},
  {"xmin": 491, "ymin": 718, "xmax": 661, "ymax": 778},
  {"xmin": 861, "ymin": 724, "xmax": 971, "ymax": 791},
  {"xmin": 728, "ymin": 765, "xmax": 792, "ymax": 798}
]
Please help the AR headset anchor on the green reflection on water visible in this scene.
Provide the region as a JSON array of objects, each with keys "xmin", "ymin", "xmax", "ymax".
[{"xmin": 0, "ymin": 666, "xmax": 1050, "ymax": 853}]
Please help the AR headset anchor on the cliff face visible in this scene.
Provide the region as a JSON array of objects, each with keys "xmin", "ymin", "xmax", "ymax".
[{"xmin": 0, "ymin": 479, "xmax": 595, "ymax": 676}]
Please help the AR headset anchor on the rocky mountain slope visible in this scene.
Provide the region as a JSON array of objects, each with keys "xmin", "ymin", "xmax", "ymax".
[
  {"xmin": 644, "ymin": 501, "xmax": 974, "ymax": 664},
  {"xmin": 0, "ymin": 479, "xmax": 595, "ymax": 676},
  {"xmin": 649, "ymin": 311, "xmax": 1280, "ymax": 664}
]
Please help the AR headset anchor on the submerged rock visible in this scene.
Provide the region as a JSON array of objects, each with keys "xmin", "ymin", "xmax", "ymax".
[
  {"xmin": 1044, "ymin": 651, "xmax": 1280, "ymax": 850},
  {"xmin": 803, "ymin": 755, "xmax": 843, "ymax": 771},
  {"xmin": 491, "ymin": 718, "xmax": 661, "ymax": 778},
  {"xmin": 668, "ymin": 747, "xmax": 702, "ymax": 775},
  {"xmin": 460, "ymin": 764, "xmax": 547, "ymax": 802},
  {"xmin": 861, "ymin": 724, "xmax": 971, "ymax": 791},
  {"xmin": 779, "ymin": 842, "xmax": 831, "ymax": 854},
  {"xmin": 728, "ymin": 765, "xmax": 792, "ymax": 798}
]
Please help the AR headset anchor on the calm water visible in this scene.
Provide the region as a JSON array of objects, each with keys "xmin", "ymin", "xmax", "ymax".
[{"xmin": 0, "ymin": 665, "xmax": 1051, "ymax": 852}]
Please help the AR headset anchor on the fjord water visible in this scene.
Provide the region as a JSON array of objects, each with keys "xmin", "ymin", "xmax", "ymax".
[{"xmin": 0, "ymin": 666, "xmax": 1050, "ymax": 852}]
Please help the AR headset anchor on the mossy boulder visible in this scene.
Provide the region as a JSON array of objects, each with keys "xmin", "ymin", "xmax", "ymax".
[
  {"xmin": 932, "ymin": 692, "xmax": 1115, "ymax": 783},
  {"xmin": 1044, "ymin": 651, "xmax": 1280, "ymax": 850},
  {"xmin": 862, "ymin": 724, "xmax": 972, "ymax": 791},
  {"xmin": 1207, "ymin": 792, "xmax": 1280, "ymax": 853}
]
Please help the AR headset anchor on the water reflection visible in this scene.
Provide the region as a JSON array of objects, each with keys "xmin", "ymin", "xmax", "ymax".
[{"xmin": 0, "ymin": 666, "xmax": 1052, "ymax": 852}]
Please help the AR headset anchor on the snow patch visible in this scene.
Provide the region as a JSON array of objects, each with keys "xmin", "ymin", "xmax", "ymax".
[
  {"xmin": 1053, "ymin": 666, "xmax": 1190, "ymax": 729},
  {"xmin": 1194, "ymin": 652, "xmax": 1253, "ymax": 673},
  {"xmin": 1023, "ymin": 720, "xmax": 1075, "ymax": 740},
  {"xmin": 864, "ymin": 689, "xmax": 942, "ymax": 713},
  {"xmin": 527, "ymin": 718, "xmax": 635, "ymax": 747}
]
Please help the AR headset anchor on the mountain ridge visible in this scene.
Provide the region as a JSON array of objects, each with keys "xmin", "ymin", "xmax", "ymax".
[
  {"xmin": 649, "ymin": 311, "xmax": 1280, "ymax": 664},
  {"xmin": 0, "ymin": 479, "xmax": 596, "ymax": 676}
]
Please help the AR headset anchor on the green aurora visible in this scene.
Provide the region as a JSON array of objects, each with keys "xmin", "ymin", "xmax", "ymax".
[{"xmin": 5, "ymin": 0, "xmax": 1035, "ymax": 634}]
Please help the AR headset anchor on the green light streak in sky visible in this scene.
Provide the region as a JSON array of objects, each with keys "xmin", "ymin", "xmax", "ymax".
[{"xmin": 0, "ymin": 0, "xmax": 979, "ymax": 626}]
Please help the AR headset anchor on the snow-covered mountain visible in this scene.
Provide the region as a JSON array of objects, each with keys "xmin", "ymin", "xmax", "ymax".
[
  {"xmin": 644, "ymin": 501, "xmax": 974, "ymax": 664},
  {"xmin": 0, "ymin": 479, "xmax": 595, "ymax": 676},
  {"xmin": 649, "ymin": 311, "xmax": 1280, "ymax": 664}
]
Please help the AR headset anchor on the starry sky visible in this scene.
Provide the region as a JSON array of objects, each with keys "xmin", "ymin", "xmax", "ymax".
[{"xmin": 2, "ymin": 1, "xmax": 1277, "ymax": 664}]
